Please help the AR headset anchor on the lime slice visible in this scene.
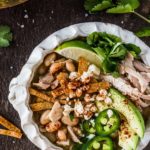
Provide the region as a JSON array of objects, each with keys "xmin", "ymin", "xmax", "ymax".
[
  {"xmin": 56, "ymin": 40, "xmax": 93, "ymax": 51},
  {"xmin": 55, "ymin": 41, "xmax": 102, "ymax": 67}
]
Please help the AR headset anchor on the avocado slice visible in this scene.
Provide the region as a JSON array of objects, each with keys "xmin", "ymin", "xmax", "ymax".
[
  {"xmin": 109, "ymin": 88, "xmax": 145, "ymax": 138},
  {"xmin": 96, "ymin": 101, "xmax": 140, "ymax": 150},
  {"xmin": 119, "ymin": 121, "xmax": 139, "ymax": 150},
  {"xmin": 96, "ymin": 88, "xmax": 145, "ymax": 149}
]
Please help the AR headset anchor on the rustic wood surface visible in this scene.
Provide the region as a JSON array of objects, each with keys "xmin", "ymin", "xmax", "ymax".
[{"xmin": 0, "ymin": 0, "xmax": 150, "ymax": 149}]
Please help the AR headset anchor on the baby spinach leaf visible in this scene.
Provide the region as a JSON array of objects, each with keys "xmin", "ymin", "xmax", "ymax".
[
  {"xmin": 135, "ymin": 27, "xmax": 150, "ymax": 37},
  {"xmin": 0, "ymin": 25, "xmax": 12, "ymax": 48}
]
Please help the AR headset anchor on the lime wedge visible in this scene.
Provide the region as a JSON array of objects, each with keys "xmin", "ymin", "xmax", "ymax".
[{"xmin": 55, "ymin": 41, "xmax": 102, "ymax": 67}]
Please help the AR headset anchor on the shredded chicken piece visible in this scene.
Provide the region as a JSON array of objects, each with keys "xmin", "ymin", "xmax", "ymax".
[
  {"xmin": 56, "ymin": 139, "xmax": 70, "ymax": 146},
  {"xmin": 125, "ymin": 67, "xmax": 148, "ymax": 93},
  {"xmin": 49, "ymin": 101, "xmax": 63, "ymax": 122},
  {"xmin": 33, "ymin": 73, "xmax": 54, "ymax": 90},
  {"xmin": 67, "ymin": 126, "xmax": 81, "ymax": 143},
  {"xmin": 122, "ymin": 53, "xmax": 148, "ymax": 93},
  {"xmin": 102, "ymin": 75, "xmax": 150, "ymax": 107},
  {"xmin": 133, "ymin": 60, "xmax": 150, "ymax": 73},
  {"xmin": 141, "ymin": 72, "xmax": 150, "ymax": 82}
]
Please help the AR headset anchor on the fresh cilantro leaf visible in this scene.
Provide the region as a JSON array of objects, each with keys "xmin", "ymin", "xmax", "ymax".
[
  {"xmin": 0, "ymin": 25, "xmax": 12, "ymax": 48},
  {"xmin": 91, "ymin": 0, "xmax": 113, "ymax": 12},
  {"xmin": 112, "ymin": 71, "xmax": 120, "ymax": 78},
  {"xmin": 107, "ymin": 0, "xmax": 140, "ymax": 13},
  {"xmin": 102, "ymin": 57, "xmax": 117, "ymax": 73},
  {"xmin": 109, "ymin": 43, "xmax": 127, "ymax": 59},
  {"xmin": 69, "ymin": 113, "xmax": 74, "ymax": 121},
  {"xmin": 107, "ymin": 4, "xmax": 133, "ymax": 13},
  {"xmin": 124, "ymin": 43, "xmax": 141, "ymax": 55},
  {"xmin": 84, "ymin": 0, "xmax": 100, "ymax": 12},
  {"xmin": 135, "ymin": 27, "xmax": 150, "ymax": 37},
  {"xmin": 120, "ymin": 0, "xmax": 140, "ymax": 9}
]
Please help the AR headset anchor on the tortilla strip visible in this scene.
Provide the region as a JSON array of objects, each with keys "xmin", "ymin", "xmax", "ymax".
[
  {"xmin": 30, "ymin": 102, "xmax": 53, "ymax": 111},
  {"xmin": 87, "ymin": 81, "xmax": 110, "ymax": 93},
  {"xmin": 51, "ymin": 87, "xmax": 65, "ymax": 98},
  {"xmin": 78, "ymin": 57, "xmax": 90, "ymax": 75},
  {"xmin": 29, "ymin": 88, "xmax": 54, "ymax": 102},
  {"xmin": 0, "ymin": 129, "xmax": 22, "ymax": 139},
  {"xmin": 35, "ymin": 98, "xmax": 45, "ymax": 103},
  {"xmin": 0, "ymin": 116, "xmax": 21, "ymax": 133}
]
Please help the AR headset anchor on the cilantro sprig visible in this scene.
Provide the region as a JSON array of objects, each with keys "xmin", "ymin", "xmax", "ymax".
[
  {"xmin": 86, "ymin": 32, "xmax": 141, "ymax": 74},
  {"xmin": 0, "ymin": 25, "xmax": 12, "ymax": 48},
  {"xmin": 84, "ymin": 0, "xmax": 150, "ymax": 24}
]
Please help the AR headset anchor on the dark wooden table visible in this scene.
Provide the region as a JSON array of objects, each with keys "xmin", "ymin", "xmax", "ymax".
[{"xmin": 0, "ymin": 0, "xmax": 150, "ymax": 149}]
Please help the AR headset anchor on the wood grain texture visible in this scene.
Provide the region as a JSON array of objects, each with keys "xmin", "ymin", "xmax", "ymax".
[{"xmin": 0, "ymin": 0, "xmax": 150, "ymax": 149}]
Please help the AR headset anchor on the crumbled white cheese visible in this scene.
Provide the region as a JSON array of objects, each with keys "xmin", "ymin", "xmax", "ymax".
[
  {"xmin": 107, "ymin": 109, "xmax": 113, "ymax": 118},
  {"xmin": 80, "ymin": 71, "xmax": 92, "ymax": 83},
  {"xmin": 87, "ymin": 134, "xmax": 95, "ymax": 140},
  {"xmin": 96, "ymin": 95, "xmax": 104, "ymax": 101},
  {"xmin": 74, "ymin": 101, "xmax": 84, "ymax": 114},
  {"xmin": 99, "ymin": 89, "xmax": 107, "ymax": 96},
  {"xmin": 69, "ymin": 72, "xmax": 78, "ymax": 80},
  {"xmin": 105, "ymin": 97, "xmax": 112, "ymax": 104},
  {"xmin": 63, "ymin": 105, "xmax": 74, "ymax": 116},
  {"xmin": 66, "ymin": 97, "xmax": 70, "ymax": 101},
  {"xmin": 88, "ymin": 64, "xmax": 100, "ymax": 76}
]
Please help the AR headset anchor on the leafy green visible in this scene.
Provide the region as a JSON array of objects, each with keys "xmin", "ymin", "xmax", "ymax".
[
  {"xmin": 91, "ymin": 0, "xmax": 113, "ymax": 12},
  {"xmin": 109, "ymin": 43, "xmax": 127, "ymax": 59},
  {"xmin": 124, "ymin": 43, "xmax": 141, "ymax": 55},
  {"xmin": 0, "ymin": 25, "xmax": 12, "ymax": 48},
  {"xmin": 135, "ymin": 27, "xmax": 150, "ymax": 37},
  {"xmin": 84, "ymin": 0, "xmax": 113, "ymax": 12},
  {"xmin": 86, "ymin": 32, "xmax": 141, "ymax": 73},
  {"xmin": 69, "ymin": 113, "xmax": 75, "ymax": 121},
  {"xmin": 84, "ymin": 0, "xmax": 100, "ymax": 12},
  {"xmin": 107, "ymin": 0, "xmax": 140, "ymax": 13},
  {"xmin": 84, "ymin": 0, "xmax": 150, "ymax": 23},
  {"xmin": 107, "ymin": 4, "xmax": 133, "ymax": 13}
]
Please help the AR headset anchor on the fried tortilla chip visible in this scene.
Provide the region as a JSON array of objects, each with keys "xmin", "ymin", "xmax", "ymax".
[
  {"xmin": 0, "ymin": 129, "xmax": 22, "ymax": 139},
  {"xmin": 87, "ymin": 81, "xmax": 110, "ymax": 93},
  {"xmin": 51, "ymin": 87, "xmax": 65, "ymax": 98},
  {"xmin": 78, "ymin": 57, "xmax": 90, "ymax": 75},
  {"xmin": 0, "ymin": 116, "xmax": 21, "ymax": 133},
  {"xmin": 35, "ymin": 98, "xmax": 45, "ymax": 103},
  {"xmin": 29, "ymin": 88, "xmax": 54, "ymax": 102},
  {"xmin": 30, "ymin": 102, "xmax": 53, "ymax": 111}
]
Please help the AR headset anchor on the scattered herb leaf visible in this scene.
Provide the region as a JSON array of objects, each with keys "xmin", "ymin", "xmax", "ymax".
[
  {"xmin": 0, "ymin": 25, "xmax": 12, "ymax": 48},
  {"xmin": 84, "ymin": 0, "xmax": 150, "ymax": 23},
  {"xmin": 135, "ymin": 27, "xmax": 150, "ymax": 37},
  {"xmin": 86, "ymin": 32, "xmax": 141, "ymax": 73},
  {"xmin": 69, "ymin": 113, "xmax": 75, "ymax": 121}
]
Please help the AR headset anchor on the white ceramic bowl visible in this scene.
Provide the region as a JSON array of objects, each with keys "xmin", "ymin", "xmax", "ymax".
[{"xmin": 8, "ymin": 22, "xmax": 150, "ymax": 150}]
